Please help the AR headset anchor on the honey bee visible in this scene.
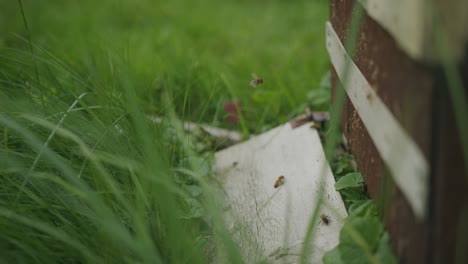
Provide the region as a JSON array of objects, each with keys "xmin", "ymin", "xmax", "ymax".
[
  {"xmin": 319, "ymin": 214, "xmax": 331, "ymax": 225},
  {"xmin": 249, "ymin": 73, "xmax": 263, "ymax": 87},
  {"xmin": 274, "ymin": 175, "xmax": 285, "ymax": 188}
]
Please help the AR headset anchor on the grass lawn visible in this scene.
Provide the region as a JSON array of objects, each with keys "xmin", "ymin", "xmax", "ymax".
[{"xmin": 0, "ymin": 0, "xmax": 330, "ymax": 262}]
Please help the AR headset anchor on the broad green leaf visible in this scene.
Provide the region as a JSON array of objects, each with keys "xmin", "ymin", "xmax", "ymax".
[
  {"xmin": 335, "ymin": 172, "xmax": 364, "ymax": 190},
  {"xmin": 341, "ymin": 188, "xmax": 366, "ymax": 202},
  {"xmin": 348, "ymin": 200, "xmax": 378, "ymax": 218},
  {"xmin": 376, "ymin": 233, "xmax": 398, "ymax": 264},
  {"xmin": 339, "ymin": 216, "xmax": 383, "ymax": 264},
  {"xmin": 334, "ymin": 163, "xmax": 348, "ymax": 174}
]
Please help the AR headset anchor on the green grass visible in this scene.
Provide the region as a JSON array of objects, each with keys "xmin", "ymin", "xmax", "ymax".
[
  {"xmin": 1, "ymin": 0, "xmax": 330, "ymax": 132},
  {"xmin": 0, "ymin": 0, "xmax": 329, "ymax": 262}
]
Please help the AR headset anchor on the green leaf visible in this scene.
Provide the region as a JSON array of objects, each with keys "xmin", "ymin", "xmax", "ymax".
[
  {"xmin": 335, "ymin": 172, "xmax": 364, "ymax": 190},
  {"xmin": 334, "ymin": 163, "xmax": 346, "ymax": 174},
  {"xmin": 185, "ymin": 184, "xmax": 202, "ymax": 197},
  {"xmin": 334, "ymin": 162, "xmax": 354, "ymax": 175},
  {"xmin": 307, "ymin": 88, "xmax": 330, "ymax": 109},
  {"xmin": 180, "ymin": 155, "xmax": 211, "ymax": 178},
  {"xmin": 376, "ymin": 232, "xmax": 398, "ymax": 264},
  {"xmin": 182, "ymin": 198, "xmax": 205, "ymax": 219},
  {"xmin": 341, "ymin": 188, "xmax": 364, "ymax": 202},
  {"xmin": 319, "ymin": 71, "xmax": 331, "ymax": 88},
  {"xmin": 348, "ymin": 200, "xmax": 378, "ymax": 218},
  {"xmin": 323, "ymin": 245, "xmax": 344, "ymax": 264},
  {"xmin": 324, "ymin": 201, "xmax": 398, "ymax": 264},
  {"xmin": 339, "ymin": 216, "xmax": 383, "ymax": 264}
]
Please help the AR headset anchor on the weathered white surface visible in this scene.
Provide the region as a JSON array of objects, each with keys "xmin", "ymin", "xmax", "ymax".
[
  {"xmin": 214, "ymin": 122, "xmax": 347, "ymax": 263},
  {"xmin": 326, "ymin": 21, "xmax": 429, "ymax": 219}
]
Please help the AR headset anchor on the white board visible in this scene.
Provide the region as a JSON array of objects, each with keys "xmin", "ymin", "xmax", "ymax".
[{"xmin": 214, "ymin": 122, "xmax": 347, "ymax": 263}]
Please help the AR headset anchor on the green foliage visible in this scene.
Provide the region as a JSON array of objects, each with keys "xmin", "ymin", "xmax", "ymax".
[
  {"xmin": 307, "ymin": 70, "xmax": 332, "ymax": 110},
  {"xmin": 325, "ymin": 152, "xmax": 398, "ymax": 264},
  {"xmin": 335, "ymin": 172, "xmax": 364, "ymax": 190},
  {"xmin": 0, "ymin": 0, "xmax": 330, "ymax": 262},
  {"xmin": 331, "ymin": 154, "xmax": 367, "ymax": 207},
  {"xmin": 331, "ymin": 153, "xmax": 355, "ymax": 175},
  {"xmin": 323, "ymin": 202, "xmax": 397, "ymax": 264},
  {"xmin": 335, "ymin": 172, "xmax": 366, "ymax": 206},
  {"xmin": 1, "ymin": 0, "xmax": 330, "ymax": 134}
]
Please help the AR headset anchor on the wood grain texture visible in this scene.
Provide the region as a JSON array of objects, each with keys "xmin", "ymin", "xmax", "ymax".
[{"xmin": 214, "ymin": 123, "xmax": 347, "ymax": 263}]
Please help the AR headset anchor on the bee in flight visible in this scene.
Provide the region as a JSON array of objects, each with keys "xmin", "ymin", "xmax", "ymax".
[
  {"xmin": 249, "ymin": 73, "xmax": 263, "ymax": 87},
  {"xmin": 274, "ymin": 175, "xmax": 285, "ymax": 188},
  {"xmin": 319, "ymin": 214, "xmax": 331, "ymax": 225}
]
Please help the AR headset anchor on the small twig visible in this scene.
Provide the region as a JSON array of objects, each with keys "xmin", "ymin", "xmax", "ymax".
[
  {"xmin": 147, "ymin": 116, "xmax": 242, "ymax": 143},
  {"xmin": 289, "ymin": 107, "xmax": 330, "ymax": 128}
]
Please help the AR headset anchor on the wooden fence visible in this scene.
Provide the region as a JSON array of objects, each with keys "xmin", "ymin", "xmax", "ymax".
[{"xmin": 328, "ymin": 1, "xmax": 467, "ymax": 263}]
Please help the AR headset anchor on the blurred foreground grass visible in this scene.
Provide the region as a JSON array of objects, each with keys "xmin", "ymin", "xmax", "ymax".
[{"xmin": 0, "ymin": 0, "xmax": 329, "ymax": 262}]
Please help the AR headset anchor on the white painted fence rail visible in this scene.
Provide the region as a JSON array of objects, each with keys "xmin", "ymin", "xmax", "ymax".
[{"xmin": 325, "ymin": 21, "xmax": 429, "ymax": 219}]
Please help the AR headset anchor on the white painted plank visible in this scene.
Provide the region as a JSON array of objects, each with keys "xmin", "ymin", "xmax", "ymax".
[
  {"xmin": 325, "ymin": 21, "xmax": 429, "ymax": 219},
  {"xmin": 214, "ymin": 123, "xmax": 347, "ymax": 263}
]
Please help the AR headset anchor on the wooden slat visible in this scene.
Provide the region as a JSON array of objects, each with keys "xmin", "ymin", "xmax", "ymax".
[
  {"xmin": 326, "ymin": 22, "xmax": 429, "ymax": 219},
  {"xmin": 214, "ymin": 122, "xmax": 347, "ymax": 263}
]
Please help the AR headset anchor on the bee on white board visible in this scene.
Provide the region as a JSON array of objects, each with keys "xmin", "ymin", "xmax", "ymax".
[
  {"xmin": 274, "ymin": 175, "xmax": 285, "ymax": 188},
  {"xmin": 319, "ymin": 214, "xmax": 331, "ymax": 225},
  {"xmin": 249, "ymin": 73, "xmax": 263, "ymax": 87}
]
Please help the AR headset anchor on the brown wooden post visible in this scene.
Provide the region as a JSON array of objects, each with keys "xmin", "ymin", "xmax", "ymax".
[{"xmin": 328, "ymin": 0, "xmax": 468, "ymax": 263}]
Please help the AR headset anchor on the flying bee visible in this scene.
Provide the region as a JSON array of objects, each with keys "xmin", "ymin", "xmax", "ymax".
[
  {"xmin": 249, "ymin": 73, "xmax": 263, "ymax": 87},
  {"xmin": 319, "ymin": 214, "xmax": 331, "ymax": 225},
  {"xmin": 274, "ymin": 175, "xmax": 285, "ymax": 188}
]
